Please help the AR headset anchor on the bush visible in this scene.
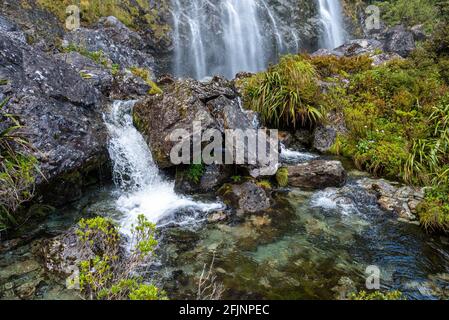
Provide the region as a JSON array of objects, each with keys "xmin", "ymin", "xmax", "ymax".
[
  {"xmin": 242, "ymin": 55, "xmax": 323, "ymax": 129},
  {"xmin": 276, "ymin": 167, "xmax": 289, "ymax": 187},
  {"xmin": 0, "ymin": 98, "xmax": 38, "ymax": 231},
  {"xmin": 76, "ymin": 215, "xmax": 166, "ymax": 300},
  {"xmin": 417, "ymin": 186, "xmax": 449, "ymax": 233}
]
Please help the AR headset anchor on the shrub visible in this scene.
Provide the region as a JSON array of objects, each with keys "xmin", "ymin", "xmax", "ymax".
[
  {"xmin": 187, "ymin": 164, "xmax": 205, "ymax": 184},
  {"xmin": 417, "ymin": 186, "xmax": 449, "ymax": 233},
  {"xmin": 242, "ymin": 55, "xmax": 323, "ymax": 129},
  {"xmin": 77, "ymin": 215, "xmax": 166, "ymax": 300},
  {"xmin": 0, "ymin": 98, "xmax": 38, "ymax": 231}
]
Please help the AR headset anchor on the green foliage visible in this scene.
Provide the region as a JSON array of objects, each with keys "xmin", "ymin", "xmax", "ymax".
[
  {"xmin": 374, "ymin": 0, "xmax": 439, "ymax": 31},
  {"xmin": 35, "ymin": 0, "xmax": 171, "ymax": 41},
  {"xmin": 77, "ymin": 215, "xmax": 166, "ymax": 300},
  {"xmin": 242, "ymin": 55, "xmax": 323, "ymax": 129},
  {"xmin": 349, "ymin": 290, "xmax": 404, "ymax": 300},
  {"xmin": 230, "ymin": 175, "xmax": 242, "ymax": 183},
  {"xmin": 256, "ymin": 180, "xmax": 272, "ymax": 190},
  {"xmin": 305, "ymin": 54, "xmax": 373, "ymax": 78},
  {"xmin": 187, "ymin": 164, "xmax": 205, "ymax": 184},
  {"xmin": 0, "ymin": 98, "xmax": 38, "ymax": 231},
  {"xmin": 417, "ymin": 186, "xmax": 449, "ymax": 233},
  {"xmin": 130, "ymin": 67, "xmax": 163, "ymax": 95},
  {"xmin": 276, "ymin": 167, "xmax": 289, "ymax": 187},
  {"xmin": 64, "ymin": 43, "xmax": 110, "ymax": 67}
]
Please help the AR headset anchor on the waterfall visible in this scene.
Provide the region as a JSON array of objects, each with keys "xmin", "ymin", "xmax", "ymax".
[
  {"xmin": 317, "ymin": 0, "xmax": 345, "ymax": 49},
  {"xmin": 171, "ymin": 0, "xmax": 289, "ymax": 80},
  {"xmin": 104, "ymin": 101, "xmax": 222, "ymax": 233}
]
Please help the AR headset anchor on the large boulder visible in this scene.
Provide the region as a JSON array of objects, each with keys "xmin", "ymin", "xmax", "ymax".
[
  {"xmin": 0, "ymin": 31, "xmax": 108, "ymax": 205},
  {"xmin": 383, "ymin": 25, "xmax": 416, "ymax": 58},
  {"xmin": 286, "ymin": 160, "xmax": 347, "ymax": 189},
  {"xmin": 133, "ymin": 77, "xmax": 272, "ymax": 176}
]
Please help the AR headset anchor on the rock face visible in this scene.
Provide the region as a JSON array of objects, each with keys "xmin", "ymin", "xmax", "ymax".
[
  {"xmin": 383, "ymin": 25, "xmax": 416, "ymax": 58},
  {"xmin": 357, "ymin": 178, "xmax": 424, "ymax": 221},
  {"xmin": 0, "ymin": 29, "xmax": 108, "ymax": 205},
  {"xmin": 287, "ymin": 160, "xmax": 347, "ymax": 189},
  {"xmin": 313, "ymin": 125, "xmax": 337, "ymax": 153},
  {"xmin": 63, "ymin": 16, "xmax": 155, "ymax": 72},
  {"xmin": 218, "ymin": 181, "xmax": 271, "ymax": 214},
  {"xmin": 133, "ymin": 77, "xmax": 273, "ymax": 176}
]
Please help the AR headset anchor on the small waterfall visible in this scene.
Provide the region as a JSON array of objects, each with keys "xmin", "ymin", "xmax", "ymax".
[
  {"xmin": 317, "ymin": 0, "xmax": 345, "ymax": 49},
  {"xmin": 171, "ymin": 0, "xmax": 291, "ymax": 79},
  {"xmin": 104, "ymin": 101, "xmax": 222, "ymax": 233}
]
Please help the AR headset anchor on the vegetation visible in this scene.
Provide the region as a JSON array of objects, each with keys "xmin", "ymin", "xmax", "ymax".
[
  {"xmin": 130, "ymin": 67, "xmax": 163, "ymax": 95},
  {"xmin": 0, "ymin": 98, "xmax": 38, "ymax": 231},
  {"xmin": 63, "ymin": 43, "xmax": 110, "ymax": 67},
  {"xmin": 187, "ymin": 164, "xmax": 205, "ymax": 184},
  {"xmin": 35, "ymin": 0, "xmax": 171, "ymax": 42},
  {"xmin": 76, "ymin": 215, "xmax": 167, "ymax": 300},
  {"xmin": 241, "ymin": 55, "xmax": 323, "ymax": 129},
  {"xmin": 276, "ymin": 167, "xmax": 289, "ymax": 188},
  {"xmin": 349, "ymin": 290, "xmax": 404, "ymax": 300}
]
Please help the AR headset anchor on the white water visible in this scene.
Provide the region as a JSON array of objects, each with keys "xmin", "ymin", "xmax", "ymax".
[
  {"xmin": 317, "ymin": 0, "xmax": 345, "ymax": 49},
  {"xmin": 280, "ymin": 144, "xmax": 318, "ymax": 164},
  {"xmin": 104, "ymin": 101, "xmax": 222, "ymax": 234},
  {"xmin": 171, "ymin": 0, "xmax": 289, "ymax": 79}
]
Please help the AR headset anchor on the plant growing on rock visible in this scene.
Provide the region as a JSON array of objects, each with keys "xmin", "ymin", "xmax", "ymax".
[
  {"xmin": 242, "ymin": 55, "xmax": 323, "ymax": 129},
  {"xmin": 76, "ymin": 215, "xmax": 166, "ymax": 300},
  {"xmin": 349, "ymin": 290, "xmax": 404, "ymax": 300},
  {"xmin": 130, "ymin": 67, "xmax": 163, "ymax": 95},
  {"xmin": 0, "ymin": 98, "xmax": 38, "ymax": 231}
]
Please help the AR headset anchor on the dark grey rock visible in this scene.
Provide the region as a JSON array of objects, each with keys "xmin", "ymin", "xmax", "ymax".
[
  {"xmin": 218, "ymin": 181, "xmax": 271, "ymax": 214},
  {"xmin": 383, "ymin": 25, "xmax": 416, "ymax": 58},
  {"xmin": 287, "ymin": 160, "xmax": 347, "ymax": 189}
]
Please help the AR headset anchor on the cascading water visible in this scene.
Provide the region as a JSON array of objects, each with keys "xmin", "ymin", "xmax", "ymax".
[
  {"xmin": 317, "ymin": 0, "xmax": 346, "ymax": 49},
  {"xmin": 171, "ymin": 0, "xmax": 294, "ymax": 79},
  {"xmin": 104, "ymin": 101, "xmax": 222, "ymax": 234}
]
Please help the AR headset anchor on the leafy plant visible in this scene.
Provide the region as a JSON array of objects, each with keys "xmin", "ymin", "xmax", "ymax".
[
  {"xmin": 0, "ymin": 98, "xmax": 38, "ymax": 230},
  {"xmin": 77, "ymin": 215, "xmax": 166, "ymax": 300},
  {"xmin": 187, "ymin": 164, "xmax": 205, "ymax": 184},
  {"xmin": 242, "ymin": 55, "xmax": 323, "ymax": 129}
]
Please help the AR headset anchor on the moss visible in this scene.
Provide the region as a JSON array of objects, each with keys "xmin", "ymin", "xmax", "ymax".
[
  {"xmin": 35, "ymin": 0, "xmax": 171, "ymax": 41},
  {"xmin": 417, "ymin": 186, "xmax": 449, "ymax": 233},
  {"xmin": 256, "ymin": 180, "xmax": 272, "ymax": 190},
  {"xmin": 130, "ymin": 67, "xmax": 163, "ymax": 95},
  {"xmin": 349, "ymin": 290, "xmax": 404, "ymax": 300},
  {"xmin": 276, "ymin": 167, "xmax": 289, "ymax": 188}
]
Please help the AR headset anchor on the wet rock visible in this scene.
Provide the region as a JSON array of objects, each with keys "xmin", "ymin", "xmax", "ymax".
[
  {"xmin": 37, "ymin": 228, "xmax": 96, "ymax": 277},
  {"xmin": 0, "ymin": 31, "xmax": 109, "ymax": 205},
  {"xmin": 332, "ymin": 276, "xmax": 357, "ymax": 300},
  {"xmin": 133, "ymin": 77, "xmax": 264, "ymax": 173},
  {"xmin": 218, "ymin": 181, "xmax": 271, "ymax": 214},
  {"xmin": 175, "ymin": 165, "xmax": 232, "ymax": 194},
  {"xmin": 287, "ymin": 160, "xmax": 347, "ymax": 189},
  {"xmin": 383, "ymin": 25, "xmax": 416, "ymax": 58},
  {"xmin": 207, "ymin": 211, "xmax": 228, "ymax": 223},
  {"xmin": 357, "ymin": 178, "xmax": 424, "ymax": 221}
]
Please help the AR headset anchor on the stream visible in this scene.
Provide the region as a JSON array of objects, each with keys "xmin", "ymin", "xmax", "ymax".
[{"xmin": 1, "ymin": 101, "xmax": 448, "ymax": 300}]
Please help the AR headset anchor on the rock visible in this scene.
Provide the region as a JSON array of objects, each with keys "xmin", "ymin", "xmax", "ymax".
[
  {"xmin": 218, "ymin": 181, "xmax": 271, "ymax": 214},
  {"xmin": 0, "ymin": 15, "xmax": 26, "ymax": 43},
  {"xmin": 55, "ymin": 51, "xmax": 114, "ymax": 95},
  {"xmin": 357, "ymin": 178, "xmax": 424, "ymax": 221},
  {"xmin": 383, "ymin": 25, "xmax": 416, "ymax": 58},
  {"xmin": 333, "ymin": 39, "xmax": 384, "ymax": 57},
  {"xmin": 332, "ymin": 276, "xmax": 357, "ymax": 300},
  {"xmin": 175, "ymin": 165, "xmax": 231, "ymax": 194},
  {"xmin": 312, "ymin": 125, "xmax": 337, "ymax": 153},
  {"xmin": 207, "ymin": 211, "xmax": 228, "ymax": 223},
  {"xmin": 0, "ymin": 32, "xmax": 109, "ymax": 205},
  {"xmin": 63, "ymin": 16, "xmax": 155, "ymax": 72},
  {"xmin": 287, "ymin": 160, "xmax": 347, "ymax": 189},
  {"xmin": 411, "ymin": 24, "xmax": 428, "ymax": 42},
  {"xmin": 371, "ymin": 52, "xmax": 403, "ymax": 66},
  {"xmin": 133, "ymin": 77, "xmax": 271, "ymax": 176}
]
